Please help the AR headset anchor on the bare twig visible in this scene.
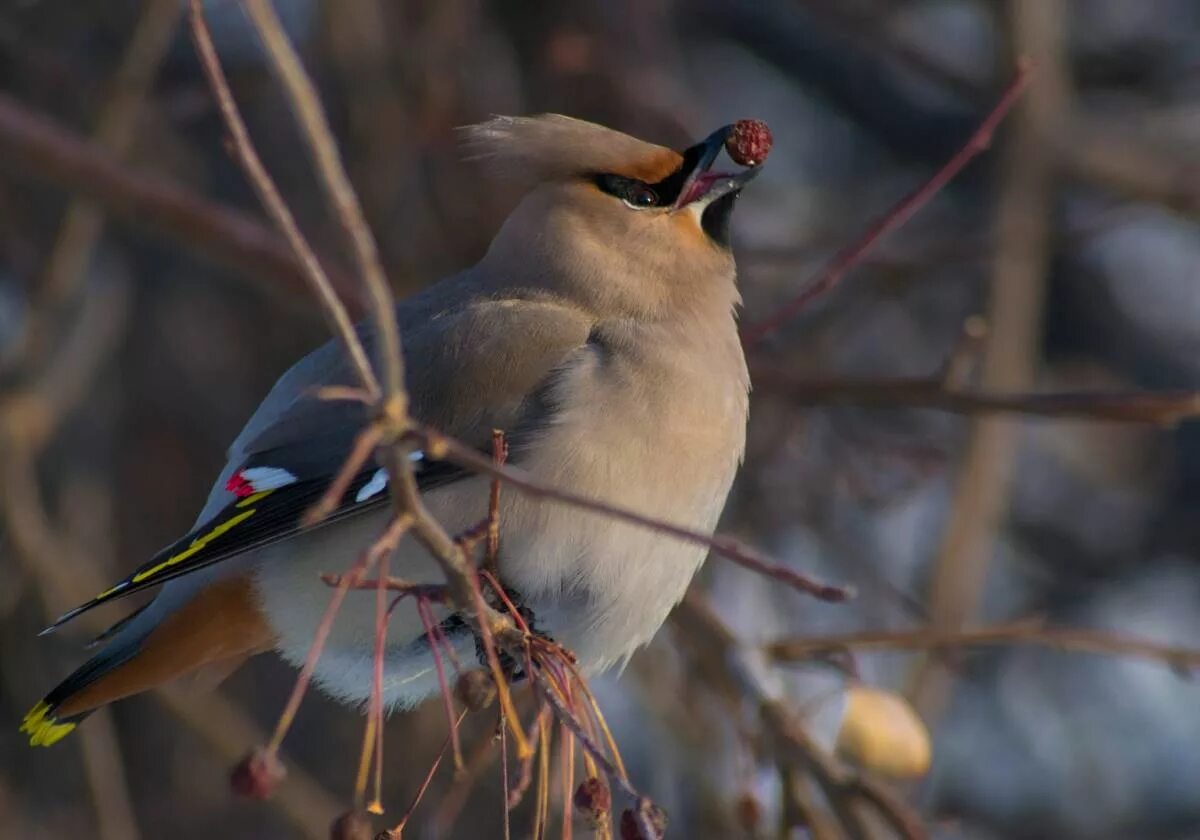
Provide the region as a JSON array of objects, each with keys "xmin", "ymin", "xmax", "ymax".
[
  {"xmin": 188, "ymin": 1, "xmax": 378, "ymax": 397},
  {"xmin": 750, "ymin": 366, "xmax": 1200, "ymax": 427},
  {"xmin": 421, "ymin": 429, "xmax": 853, "ymax": 603},
  {"xmin": 740, "ymin": 59, "xmax": 1033, "ymax": 347},
  {"xmin": 21, "ymin": 0, "xmax": 179, "ymax": 370},
  {"xmin": 379, "ymin": 708, "xmax": 468, "ymax": 838},
  {"xmin": 910, "ymin": 0, "xmax": 1066, "ymax": 720},
  {"xmin": 241, "ymin": 0, "xmax": 403, "ymax": 400},
  {"xmin": 0, "ymin": 92, "xmax": 357, "ymax": 303},
  {"xmin": 192, "ymin": 0, "xmax": 537, "ymax": 784},
  {"xmin": 768, "ymin": 622, "xmax": 1200, "ymax": 671},
  {"xmin": 674, "ymin": 593, "xmax": 925, "ymax": 840}
]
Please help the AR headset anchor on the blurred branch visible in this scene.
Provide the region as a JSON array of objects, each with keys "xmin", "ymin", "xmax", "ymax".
[
  {"xmin": 0, "ymin": 284, "xmax": 338, "ymax": 840},
  {"xmin": 750, "ymin": 365, "xmax": 1200, "ymax": 426},
  {"xmin": 767, "ymin": 622, "xmax": 1200, "ymax": 671},
  {"xmin": 796, "ymin": 0, "xmax": 1200, "ymax": 219},
  {"xmin": 740, "ymin": 60, "xmax": 1032, "ymax": 347},
  {"xmin": 909, "ymin": 0, "xmax": 1066, "ymax": 719},
  {"xmin": 1, "ymin": 275, "xmax": 129, "ymax": 452},
  {"xmin": 674, "ymin": 593, "xmax": 925, "ymax": 840},
  {"xmin": 156, "ymin": 685, "xmax": 337, "ymax": 840},
  {"xmin": 188, "ymin": 0, "xmax": 533, "ymax": 797},
  {"xmin": 242, "ymin": 0, "xmax": 403, "ymax": 398},
  {"xmin": 32, "ymin": 0, "xmax": 179, "ymax": 341},
  {"xmin": 0, "ymin": 91, "xmax": 360, "ymax": 305},
  {"xmin": 189, "ymin": 0, "xmax": 378, "ymax": 397},
  {"xmin": 1059, "ymin": 121, "xmax": 1200, "ymax": 216},
  {"xmin": 0, "ymin": 443, "xmax": 141, "ymax": 840}
]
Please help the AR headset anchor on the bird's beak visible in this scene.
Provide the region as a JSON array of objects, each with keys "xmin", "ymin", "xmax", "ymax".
[{"xmin": 671, "ymin": 125, "xmax": 762, "ymax": 211}]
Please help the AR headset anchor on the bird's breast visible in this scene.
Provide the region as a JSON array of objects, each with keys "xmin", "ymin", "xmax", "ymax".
[{"xmin": 495, "ymin": 326, "xmax": 750, "ymax": 670}]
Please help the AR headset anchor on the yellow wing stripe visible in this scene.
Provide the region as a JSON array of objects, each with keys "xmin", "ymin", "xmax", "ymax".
[
  {"xmin": 89, "ymin": 489, "xmax": 278, "ymax": 601},
  {"xmin": 124, "ymin": 488, "xmax": 277, "ymax": 587},
  {"xmin": 236, "ymin": 489, "xmax": 274, "ymax": 508}
]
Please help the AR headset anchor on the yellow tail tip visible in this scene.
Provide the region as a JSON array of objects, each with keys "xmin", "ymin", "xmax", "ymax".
[{"xmin": 20, "ymin": 701, "xmax": 76, "ymax": 747}]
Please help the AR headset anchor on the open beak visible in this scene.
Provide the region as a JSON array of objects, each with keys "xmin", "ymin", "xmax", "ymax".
[{"xmin": 671, "ymin": 125, "xmax": 762, "ymax": 211}]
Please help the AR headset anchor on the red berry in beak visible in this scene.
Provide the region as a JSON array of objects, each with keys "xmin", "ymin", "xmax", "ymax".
[{"xmin": 725, "ymin": 119, "xmax": 773, "ymax": 166}]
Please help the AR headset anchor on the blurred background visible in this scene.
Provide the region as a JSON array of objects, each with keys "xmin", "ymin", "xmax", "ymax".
[{"xmin": 2, "ymin": 0, "xmax": 1200, "ymax": 838}]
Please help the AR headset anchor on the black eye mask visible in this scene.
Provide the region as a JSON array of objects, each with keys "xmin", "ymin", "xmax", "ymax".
[{"xmin": 591, "ymin": 142, "xmax": 706, "ymax": 209}]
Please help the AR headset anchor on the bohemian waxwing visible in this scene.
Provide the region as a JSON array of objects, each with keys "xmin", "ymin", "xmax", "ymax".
[{"xmin": 23, "ymin": 114, "xmax": 764, "ymax": 746}]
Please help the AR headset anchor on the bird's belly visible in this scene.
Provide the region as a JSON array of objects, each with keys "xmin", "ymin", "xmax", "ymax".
[{"xmin": 253, "ymin": 369, "xmax": 745, "ymax": 703}]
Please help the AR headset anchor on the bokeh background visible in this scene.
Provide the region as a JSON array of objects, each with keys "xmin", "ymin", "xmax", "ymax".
[{"xmin": 2, "ymin": 0, "xmax": 1200, "ymax": 838}]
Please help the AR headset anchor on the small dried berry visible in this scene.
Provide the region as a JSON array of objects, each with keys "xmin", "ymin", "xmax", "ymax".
[
  {"xmin": 619, "ymin": 802, "xmax": 668, "ymax": 840},
  {"xmin": 454, "ymin": 669, "xmax": 497, "ymax": 711},
  {"xmin": 574, "ymin": 777, "xmax": 611, "ymax": 827},
  {"xmin": 735, "ymin": 792, "xmax": 763, "ymax": 830},
  {"xmin": 230, "ymin": 747, "xmax": 286, "ymax": 800},
  {"xmin": 330, "ymin": 809, "xmax": 373, "ymax": 840},
  {"xmin": 724, "ymin": 119, "xmax": 773, "ymax": 166}
]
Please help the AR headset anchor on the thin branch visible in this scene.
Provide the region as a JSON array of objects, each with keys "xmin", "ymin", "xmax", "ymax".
[
  {"xmin": 0, "ymin": 91, "xmax": 358, "ymax": 304},
  {"xmin": 673, "ymin": 593, "xmax": 925, "ymax": 840},
  {"xmin": 25, "ymin": 0, "xmax": 179, "ymax": 369},
  {"xmin": 750, "ymin": 366, "xmax": 1200, "ymax": 427},
  {"xmin": 767, "ymin": 622, "xmax": 1200, "ymax": 671},
  {"xmin": 910, "ymin": 1, "xmax": 1066, "ymax": 721},
  {"xmin": 241, "ymin": 0, "xmax": 404, "ymax": 402},
  {"xmin": 740, "ymin": 59, "xmax": 1033, "ymax": 347},
  {"xmin": 421, "ymin": 429, "xmax": 852, "ymax": 603},
  {"xmin": 187, "ymin": 0, "xmax": 379, "ymax": 398},
  {"xmin": 191, "ymin": 0, "xmax": 533, "ymax": 767}
]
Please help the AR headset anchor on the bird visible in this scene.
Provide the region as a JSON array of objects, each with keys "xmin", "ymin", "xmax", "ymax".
[{"xmin": 22, "ymin": 113, "xmax": 767, "ymax": 747}]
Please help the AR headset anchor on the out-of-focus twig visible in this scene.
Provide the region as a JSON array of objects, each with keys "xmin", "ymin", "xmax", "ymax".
[
  {"xmin": 242, "ymin": 0, "xmax": 403, "ymax": 399},
  {"xmin": 750, "ymin": 366, "xmax": 1200, "ymax": 427},
  {"xmin": 767, "ymin": 622, "xmax": 1200, "ymax": 671},
  {"xmin": 909, "ymin": 0, "xmax": 1067, "ymax": 719},
  {"xmin": 156, "ymin": 685, "xmax": 338, "ymax": 840},
  {"xmin": 2, "ymin": 276, "xmax": 129, "ymax": 453},
  {"xmin": 740, "ymin": 59, "xmax": 1033, "ymax": 347},
  {"xmin": 25, "ymin": 0, "xmax": 180, "ymax": 365},
  {"xmin": 189, "ymin": 0, "xmax": 529, "ymax": 766},
  {"xmin": 1059, "ymin": 121, "xmax": 1200, "ymax": 217},
  {"xmin": 188, "ymin": 4, "xmax": 378, "ymax": 398},
  {"xmin": 674, "ymin": 592, "xmax": 926, "ymax": 840},
  {"xmin": 0, "ymin": 91, "xmax": 359, "ymax": 304}
]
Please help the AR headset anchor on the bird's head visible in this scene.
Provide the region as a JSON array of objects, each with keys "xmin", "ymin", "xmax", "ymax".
[{"xmin": 465, "ymin": 114, "xmax": 769, "ymax": 320}]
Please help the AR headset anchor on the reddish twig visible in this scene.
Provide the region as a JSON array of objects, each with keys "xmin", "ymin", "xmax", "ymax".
[
  {"xmin": 750, "ymin": 365, "xmax": 1200, "ymax": 427},
  {"xmin": 380, "ymin": 708, "xmax": 468, "ymax": 838},
  {"xmin": 501, "ymin": 713, "xmax": 512, "ymax": 840},
  {"xmin": 415, "ymin": 596, "xmax": 465, "ymax": 772},
  {"xmin": 487, "ymin": 430, "xmax": 507, "ymax": 575},
  {"xmin": 266, "ymin": 514, "xmax": 413, "ymax": 754},
  {"xmin": 740, "ymin": 58, "xmax": 1034, "ymax": 347},
  {"xmin": 421, "ymin": 429, "xmax": 853, "ymax": 603},
  {"xmin": 509, "ymin": 705, "xmax": 549, "ymax": 809},
  {"xmin": 766, "ymin": 622, "xmax": 1200, "ymax": 671},
  {"xmin": 358, "ymin": 553, "xmax": 389, "ymax": 814}
]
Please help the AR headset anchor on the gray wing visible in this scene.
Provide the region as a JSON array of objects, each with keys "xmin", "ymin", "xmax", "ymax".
[{"xmin": 47, "ymin": 289, "xmax": 593, "ymax": 629}]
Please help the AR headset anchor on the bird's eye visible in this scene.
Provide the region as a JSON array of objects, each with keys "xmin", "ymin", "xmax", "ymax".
[
  {"xmin": 625, "ymin": 186, "xmax": 658, "ymax": 208},
  {"xmin": 593, "ymin": 174, "xmax": 660, "ymax": 210}
]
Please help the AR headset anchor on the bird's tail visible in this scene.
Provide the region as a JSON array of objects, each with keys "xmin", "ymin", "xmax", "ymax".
[
  {"xmin": 22, "ymin": 575, "xmax": 275, "ymax": 747},
  {"xmin": 21, "ymin": 642, "xmax": 139, "ymax": 746}
]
